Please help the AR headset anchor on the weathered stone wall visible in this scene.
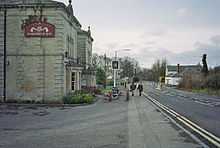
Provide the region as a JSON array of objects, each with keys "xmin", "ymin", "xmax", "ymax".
[
  {"xmin": 77, "ymin": 33, "xmax": 96, "ymax": 87},
  {"xmin": 4, "ymin": 6, "xmax": 79, "ymax": 102},
  {"xmin": 0, "ymin": 10, "xmax": 4, "ymax": 100},
  {"xmin": 77, "ymin": 35, "xmax": 86, "ymax": 67}
]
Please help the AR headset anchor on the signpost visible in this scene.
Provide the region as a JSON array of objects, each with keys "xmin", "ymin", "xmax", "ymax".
[
  {"xmin": 112, "ymin": 60, "xmax": 119, "ymax": 70},
  {"xmin": 112, "ymin": 60, "xmax": 119, "ymax": 87}
]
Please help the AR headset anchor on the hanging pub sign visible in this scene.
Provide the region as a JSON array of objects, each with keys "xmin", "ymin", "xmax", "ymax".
[{"xmin": 23, "ymin": 19, "xmax": 55, "ymax": 38}]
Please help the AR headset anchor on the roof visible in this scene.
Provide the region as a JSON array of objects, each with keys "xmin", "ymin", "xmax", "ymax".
[
  {"xmin": 167, "ymin": 65, "xmax": 202, "ymax": 72},
  {"xmin": 0, "ymin": 0, "xmax": 81, "ymax": 27},
  {"xmin": 166, "ymin": 64, "xmax": 202, "ymax": 77},
  {"xmin": 0, "ymin": 0, "xmax": 59, "ymax": 5},
  {"xmin": 78, "ymin": 29, "xmax": 94, "ymax": 41},
  {"xmin": 166, "ymin": 65, "xmax": 178, "ymax": 71}
]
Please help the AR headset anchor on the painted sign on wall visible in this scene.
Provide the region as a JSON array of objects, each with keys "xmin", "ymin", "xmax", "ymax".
[{"xmin": 24, "ymin": 21, "xmax": 55, "ymax": 38}]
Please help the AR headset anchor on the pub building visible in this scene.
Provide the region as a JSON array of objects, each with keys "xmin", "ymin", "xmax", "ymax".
[{"xmin": 0, "ymin": 0, "xmax": 94, "ymax": 102}]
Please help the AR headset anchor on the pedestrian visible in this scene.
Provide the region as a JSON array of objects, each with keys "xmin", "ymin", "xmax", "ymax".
[
  {"xmin": 137, "ymin": 82, "xmax": 143, "ymax": 96},
  {"xmin": 130, "ymin": 82, "xmax": 135, "ymax": 96}
]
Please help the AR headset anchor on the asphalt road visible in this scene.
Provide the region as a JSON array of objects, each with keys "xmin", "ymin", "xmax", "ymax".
[
  {"xmin": 0, "ymin": 92, "xmax": 204, "ymax": 148},
  {"xmin": 144, "ymin": 81, "xmax": 220, "ymax": 138}
]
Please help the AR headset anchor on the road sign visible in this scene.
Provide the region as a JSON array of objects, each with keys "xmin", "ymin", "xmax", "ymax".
[{"xmin": 112, "ymin": 61, "xmax": 119, "ymax": 70}]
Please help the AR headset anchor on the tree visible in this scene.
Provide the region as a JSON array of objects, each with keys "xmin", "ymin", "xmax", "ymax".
[
  {"xmin": 137, "ymin": 68, "xmax": 152, "ymax": 81},
  {"xmin": 119, "ymin": 57, "xmax": 135, "ymax": 78},
  {"xmin": 92, "ymin": 53, "xmax": 99, "ymax": 68},
  {"xmin": 96, "ymin": 67, "xmax": 106, "ymax": 85},
  {"xmin": 160, "ymin": 59, "xmax": 167, "ymax": 78},
  {"xmin": 150, "ymin": 59, "xmax": 167, "ymax": 82},
  {"xmin": 151, "ymin": 60, "xmax": 161, "ymax": 82},
  {"xmin": 202, "ymin": 54, "xmax": 209, "ymax": 76}
]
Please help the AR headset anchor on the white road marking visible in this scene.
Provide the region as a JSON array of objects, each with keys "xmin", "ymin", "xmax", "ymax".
[{"xmin": 144, "ymin": 92, "xmax": 220, "ymax": 148}]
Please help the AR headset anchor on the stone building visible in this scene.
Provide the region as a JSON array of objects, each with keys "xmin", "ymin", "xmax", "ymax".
[
  {"xmin": 77, "ymin": 27, "xmax": 96, "ymax": 87},
  {"xmin": 0, "ymin": 0, "xmax": 93, "ymax": 102}
]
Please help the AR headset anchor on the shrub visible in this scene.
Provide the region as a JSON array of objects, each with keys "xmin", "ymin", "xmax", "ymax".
[
  {"xmin": 62, "ymin": 92, "xmax": 94, "ymax": 104},
  {"xmin": 62, "ymin": 94, "xmax": 73, "ymax": 104},
  {"xmin": 178, "ymin": 73, "xmax": 203, "ymax": 89},
  {"xmin": 83, "ymin": 94, "xmax": 94, "ymax": 104},
  {"xmin": 178, "ymin": 71, "xmax": 220, "ymax": 90},
  {"xmin": 205, "ymin": 73, "xmax": 220, "ymax": 89}
]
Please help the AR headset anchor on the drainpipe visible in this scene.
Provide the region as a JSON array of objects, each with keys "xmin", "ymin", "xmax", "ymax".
[{"xmin": 3, "ymin": 5, "xmax": 7, "ymax": 102}]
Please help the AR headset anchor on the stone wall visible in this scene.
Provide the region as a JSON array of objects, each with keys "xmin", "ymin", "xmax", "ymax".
[
  {"xmin": 0, "ymin": 11, "xmax": 4, "ymax": 99},
  {"xmin": 3, "ymin": 6, "xmax": 79, "ymax": 102},
  {"xmin": 77, "ymin": 35, "xmax": 87, "ymax": 67}
]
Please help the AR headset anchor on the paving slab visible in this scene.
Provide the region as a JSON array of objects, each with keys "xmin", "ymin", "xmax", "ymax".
[{"xmin": 128, "ymin": 94, "xmax": 205, "ymax": 148}]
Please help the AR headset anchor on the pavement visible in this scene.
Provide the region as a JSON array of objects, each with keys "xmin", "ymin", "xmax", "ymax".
[
  {"xmin": 128, "ymin": 91, "xmax": 203, "ymax": 148},
  {"xmin": 144, "ymin": 82, "xmax": 220, "ymax": 138},
  {"xmin": 0, "ymin": 90, "xmax": 205, "ymax": 148}
]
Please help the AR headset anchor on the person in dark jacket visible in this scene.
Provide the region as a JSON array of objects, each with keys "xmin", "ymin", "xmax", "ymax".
[
  {"xmin": 137, "ymin": 82, "xmax": 143, "ymax": 96},
  {"xmin": 130, "ymin": 82, "xmax": 136, "ymax": 96}
]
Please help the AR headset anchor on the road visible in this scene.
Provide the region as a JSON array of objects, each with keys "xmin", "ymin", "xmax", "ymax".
[
  {"xmin": 0, "ymin": 92, "xmax": 204, "ymax": 148},
  {"xmin": 144, "ymin": 81, "xmax": 220, "ymax": 138}
]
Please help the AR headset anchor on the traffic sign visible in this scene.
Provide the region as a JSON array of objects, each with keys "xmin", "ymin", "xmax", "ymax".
[{"xmin": 112, "ymin": 61, "xmax": 119, "ymax": 69}]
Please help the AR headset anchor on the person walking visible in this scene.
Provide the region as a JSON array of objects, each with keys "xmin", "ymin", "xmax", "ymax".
[
  {"xmin": 130, "ymin": 82, "xmax": 136, "ymax": 96},
  {"xmin": 137, "ymin": 82, "xmax": 143, "ymax": 96}
]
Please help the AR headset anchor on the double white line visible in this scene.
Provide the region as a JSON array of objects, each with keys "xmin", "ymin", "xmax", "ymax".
[{"xmin": 143, "ymin": 92, "xmax": 220, "ymax": 148}]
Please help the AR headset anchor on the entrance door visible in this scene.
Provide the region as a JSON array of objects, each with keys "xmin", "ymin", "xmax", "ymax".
[{"xmin": 71, "ymin": 72, "xmax": 75, "ymax": 91}]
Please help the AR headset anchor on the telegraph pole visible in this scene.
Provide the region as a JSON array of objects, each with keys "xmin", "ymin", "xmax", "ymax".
[
  {"xmin": 113, "ymin": 51, "xmax": 117, "ymax": 87},
  {"xmin": 104, "ymin": 53, "xmax": 107, "ymax": 89}
]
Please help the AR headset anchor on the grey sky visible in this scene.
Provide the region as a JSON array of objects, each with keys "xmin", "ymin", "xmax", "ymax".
[{"xmin": 57, "ymin": 0, "xmax": 220, "ymax": 68}]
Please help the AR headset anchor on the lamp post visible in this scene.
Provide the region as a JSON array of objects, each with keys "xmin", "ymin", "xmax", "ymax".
[{"xmin": 113, "ymin": 49, "xmax": 131, "ymax": 88}]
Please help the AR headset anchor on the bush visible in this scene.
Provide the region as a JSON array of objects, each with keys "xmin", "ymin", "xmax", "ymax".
[
  {"xmin": 83, "ymin": 94, "xmax": 94, "ymax": 103},
  {"xmin": 178, "ymin": 73, "xmax": 203, "ymax": 89},
  {"xmin": 205, "ymin": 73, "xmax": 220, "ymax": 89},
  {"xmin": 178, "ymin": 71, "xmax": 220, "ymax": 90},
  {"xmin": 62, "ymin": 91, "xmax": 95, "ymax": 104}
]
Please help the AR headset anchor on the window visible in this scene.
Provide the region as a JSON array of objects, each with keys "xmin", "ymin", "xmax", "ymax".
[
  {"xmin": 67, "ymin": 35, "xmax": 74, "ymax": 58},
  {"xmin": 71, "ymin": 72, "xmax": 75, "ymax": 91}
]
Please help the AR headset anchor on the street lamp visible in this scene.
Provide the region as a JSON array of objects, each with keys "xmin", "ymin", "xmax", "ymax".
[{"xmin": 113, "ymin": 49, "xmax": 131, "ymax": 87}]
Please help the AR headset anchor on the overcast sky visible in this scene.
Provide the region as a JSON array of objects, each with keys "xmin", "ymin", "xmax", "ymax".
[{"xmin": 56, "ymin": 0, "xmax": 220, "ymax": 68}]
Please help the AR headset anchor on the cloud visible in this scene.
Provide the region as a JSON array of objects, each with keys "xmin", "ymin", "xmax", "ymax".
[
  {"xmin": 145, "ymin": 41, "xmax": 157, "ymax": 45},
  {"xmin": 105, "ymin": 42, "xmax": 120, "ymax": 50},
  {"xmin": 210, "ymin": 35, "xmax": 220, "ymax": 45},
  {"xmin": 167, "ymin": 36, "xmax": 220, "ymax": 67},
  {"xmin": 140, "ymin": 29, "xmax": 167, "ymax": 39},
  {"xmin": 177, "ymin": 8, "xmax": 190, "ymax": 17},
  {"xmin": 125, "ymin": 35, "xmax": 220, "ymax": 68},
  {"xmin": 121, "ymin": 43, "xmax": 138, "ymax": 48}
]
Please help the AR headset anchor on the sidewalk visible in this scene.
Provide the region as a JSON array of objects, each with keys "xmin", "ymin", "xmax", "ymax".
[{"xmin": 128, "ymin": 93, "xmax": 205, "ymax": 148}]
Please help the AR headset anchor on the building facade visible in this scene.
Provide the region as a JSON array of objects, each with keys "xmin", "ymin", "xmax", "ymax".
[
  {"xmin": 77, "ymin": 28, "xmax": 96, "ymax": 87},
  {"xmin": 0, "ymin": 0, "xmax": 92, "ymax": 102},
  {"xmin": 165, "ymin": 64, "xmax": 202, "ymax": 86}
]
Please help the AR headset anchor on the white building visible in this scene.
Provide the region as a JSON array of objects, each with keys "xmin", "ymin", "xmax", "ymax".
[{"xmin": 165, "ymin": 64, "xmax": 202, "ymax": 86}]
